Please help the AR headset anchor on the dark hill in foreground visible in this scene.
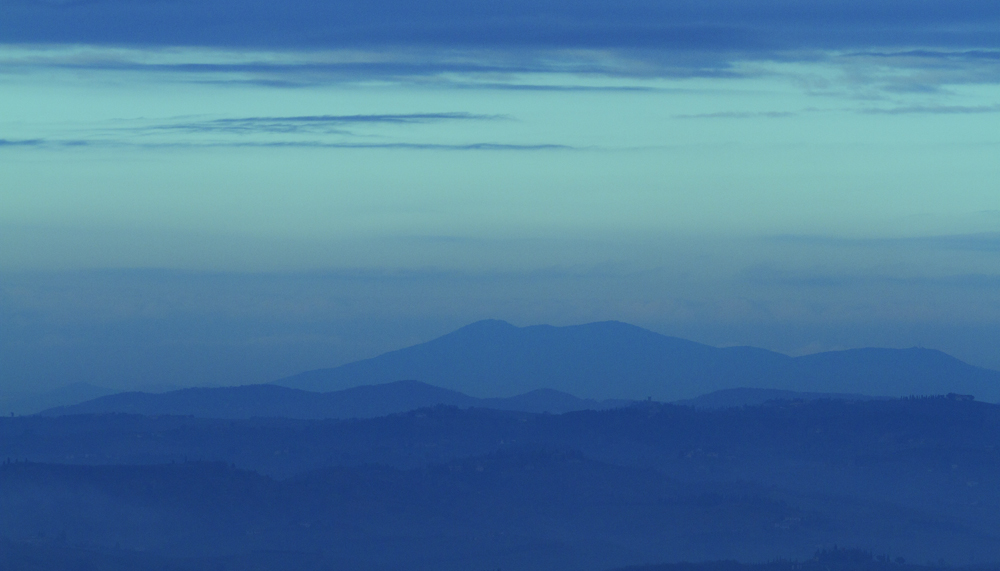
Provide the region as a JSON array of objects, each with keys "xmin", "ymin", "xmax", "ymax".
[
  {"xmin": 40, "ymin": 380, "xmax": 626, "ymax": 419},
  {"xmin": 0, "ymin": 542, "xmax": 987, "ymax": 571},
  {"xmin": 2, "ymin": 451, "xmax": 997, "ymax": 571},
  {"xmin": 617, "ymin": 551, "xmax": 978, "ymax": 571},
  {"xmin": 274, "ymin": 320, "xmax": 1000, "ymax": 401}
]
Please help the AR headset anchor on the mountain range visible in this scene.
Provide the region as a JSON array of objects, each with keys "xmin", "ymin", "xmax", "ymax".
[
  {"xmin": 26, "ymin": 319, "xmax": 1000, "ymax": 417},
  {"xmin": 8, "ymin": 319, "xmax": 1000, "ymax": 570},
  {"xmin": 275, "ymin": 320, "xmax": 1000, "ymax": 401}
]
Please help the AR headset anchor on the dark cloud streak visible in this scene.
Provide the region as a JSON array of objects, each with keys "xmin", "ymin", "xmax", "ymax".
[
  {"xmin": 7, "ymin": 57, "xmax": 744, "ymax": 81},
  {"xmin": 0, "ymin": 138, "xmax": 572, "ymax": 152},
  {"xmin": 0, "ymin": 139, "xmax": 45, "ymax": 146},
  {"xmin": 156, "ymin": 113, "xmax": 507, "ymax": 135}
]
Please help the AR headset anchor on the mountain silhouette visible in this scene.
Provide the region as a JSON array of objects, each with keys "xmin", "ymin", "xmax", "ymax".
[
  {"xmin": 41, "ymin": 380, "xmax": 625, "ymax": 419},
  {"xmin": 274, "ymin": 320, "xmax": 1000, "ymax": 401}
]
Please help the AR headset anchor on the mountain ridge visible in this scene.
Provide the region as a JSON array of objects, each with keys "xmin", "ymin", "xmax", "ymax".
[{"xmin": 274, "ymin": 320, "xmax": 1000, "ymax": 401}]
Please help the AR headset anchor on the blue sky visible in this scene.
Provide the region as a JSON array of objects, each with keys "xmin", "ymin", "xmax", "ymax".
[{"xmin": 3, "ymin": 0, "xmax": 1000, "ymax": 392}]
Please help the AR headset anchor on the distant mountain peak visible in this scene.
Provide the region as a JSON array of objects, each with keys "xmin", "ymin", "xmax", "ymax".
[{"xmin": 273, "ymin": 320, "xmax": 1000, "ymax": 402}]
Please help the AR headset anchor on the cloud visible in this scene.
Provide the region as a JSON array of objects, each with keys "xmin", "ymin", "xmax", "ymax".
[
  {"xmin": 152, "ymin": 113, "xmax": 507, "ymax": 135},
  {"xmin": 1, "ymin": 111, "xmax": 573, "ymax": 152},
  {"xmin": 6, "ymin": 0, "xmax": 1000, "ymax": 94},
  {"xmin": 851, "ymin": 50, "xmax": 1000, "ymax": 63},
  {"xmin": 0, "ymin": 137, "xmax": 572, "ymax": 152},
  {"xmin": 0, "ymin": 48, "xmax": 744, "ymax": 83},
  {"xmin": 829, "ymin": 49, "xmax": 1000, "ymax": 93},
  {"xmin": 5, "ymin": 0, "xmax": 1000, "ymax": 53},
  {"xmin": 0, "ymin": 139, "xmax": 45, "ymax": 146},
  {"xmin": 213, "ymin": 141, "xmax": 572, "ymax": 151},
  {"xmin": 0, "ymin": 138, "xmax": 87, "ymax": 147}
]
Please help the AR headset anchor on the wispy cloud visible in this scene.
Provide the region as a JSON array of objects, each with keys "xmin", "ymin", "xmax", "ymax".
[
  {"xmin": 6, "ymin": 1, "xmax": 1000, "ymax": 96},
  {"xmin": 0, "ymin": 48, "xmax": 743, "ymax": 84},
  {"xmin": 210, "ymin": 141, "xmax": 572, "ymax": 151},
  {"xmin": 1, "ymin": 111, "xmax": 560, "ymax": 151},
  {"xmin": 7, "ymin": 0, "xmax": 1000, "ymax": 53},
  {"xmin": 0, "ymin": 137, "xmax": 572, "ymax": 152},
  {"xmin": 851, "ymin": 50, "xmax": 1000, "ymax": 63},
  {"xmin": 155, "ymin": 113, "xmax": 507, "ymax": 135},
  {"xmin": 0, "ymin": 139, "xmax": 45, "ymax": 146},
  {"xmin": 0, "ymin": 138, "xmax": 86, "ymax": 147},
  {"xmin": 828, "ymin": 49, "xmax": 1000, "ymax": 94}
]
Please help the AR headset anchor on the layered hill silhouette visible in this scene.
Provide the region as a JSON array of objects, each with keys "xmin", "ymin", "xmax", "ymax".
[
  {"xmin": 41, "ymin": 382, "xmax": 894, "ymax": 420},
  {"xmin": 274, "ymin": 320, "xmax": 1000, "ymax": 401},
  {"xmin": 41, "ymin": 380, "xmax": 626, "ymax": 419}
]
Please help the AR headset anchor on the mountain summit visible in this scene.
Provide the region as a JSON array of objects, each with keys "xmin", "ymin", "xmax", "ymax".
[{"xmin": 274, "ymin": 320, "xmax": 1000, "ymax": 401}]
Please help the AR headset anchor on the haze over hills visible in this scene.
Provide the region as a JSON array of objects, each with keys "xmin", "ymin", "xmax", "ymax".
[
  {"xmin": 0, "ymin": 383, "xmax": 117, "ymax": 416},
  {"xmin": 39, "ymin": 381, "xmax": 877, "ymax": 420},
  {"xmin": 40, "ymin": 380, "xmax": 626, "ymax": 419},
  {"xmin": 275, "ymin": 320, "xmax": 1000, "ymax": 402}
]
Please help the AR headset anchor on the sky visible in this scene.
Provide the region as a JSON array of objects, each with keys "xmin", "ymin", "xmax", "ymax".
[{"xmin": 3, "ymin": 0, "xmax": 1000, "ymax": 393}]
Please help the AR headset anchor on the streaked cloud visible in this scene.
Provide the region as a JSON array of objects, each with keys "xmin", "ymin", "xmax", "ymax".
[
  {"xmin": 0, "ymin": 138, "xmax": 86, "ymax": 147},
  {"xmin": 6, "ymin": 0, "xmax": 1000, "ymax": 53},
  {"xmin": 155, "ymin": 113, "xmax": 508, "ymax": 135},
  {"xmin": 0, "ymin": 137, "xmax": 572, "ymax": 152},
  {"xmin": 4, "ymin": 2, "xmax": 1000, "ymax": 96},
  {"xmin": 0, "ymin": 45, "xmax": 743, "ymax": 84},
  {"xmin": 0, "ymin": 139, "xmax": 45, "ymax": 146},
  {"xmin": 0, "ymin": 108, "xmax": 562, "ymax": 151}
]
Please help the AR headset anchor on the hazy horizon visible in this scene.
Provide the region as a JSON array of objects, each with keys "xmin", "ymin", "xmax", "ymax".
[{"xmin": 6, "ymin": 2, "xmax": 1000, "ymax": 394}]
